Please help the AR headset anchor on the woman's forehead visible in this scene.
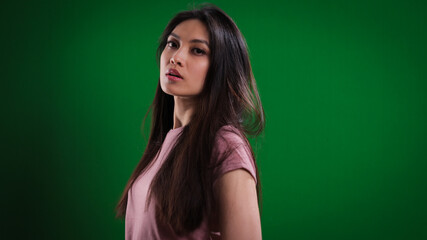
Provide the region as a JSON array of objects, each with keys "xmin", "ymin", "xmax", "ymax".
[{"xmin": 170, "ymin": 19, "xmax": 209, "ymax": 44}]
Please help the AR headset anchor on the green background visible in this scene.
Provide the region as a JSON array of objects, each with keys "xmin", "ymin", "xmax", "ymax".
[{"xmin": 3, "ymin": 0, "xmax": 426, "ymax": 239}]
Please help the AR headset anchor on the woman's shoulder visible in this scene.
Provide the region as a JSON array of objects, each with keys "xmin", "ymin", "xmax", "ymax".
[
  {"xmin": 215, "ymin": 125, "xmax": 247, "ymax": 146},
  {"xmin": 213, "ymin": 125, "xmax": 251, "ymax": 156},
  {"xmin": 212, "ymin": 125, "xmax": 257, "ymax": 183}
]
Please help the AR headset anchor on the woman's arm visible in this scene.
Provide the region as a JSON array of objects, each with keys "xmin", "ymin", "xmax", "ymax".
[{"xmin": 215, "ymin": 169, "xmax": 262, "ymax": 240}]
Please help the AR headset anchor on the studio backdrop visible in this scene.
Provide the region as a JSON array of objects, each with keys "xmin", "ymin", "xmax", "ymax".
[{"xmin": 3, "ymin": 0, "xmax": 427, "ymax": 239}]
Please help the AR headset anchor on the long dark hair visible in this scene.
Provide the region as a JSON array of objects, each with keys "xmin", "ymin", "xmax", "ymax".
[{"xmin": 116, "ymin": 4, "xmax": 265, "ymax": 235}]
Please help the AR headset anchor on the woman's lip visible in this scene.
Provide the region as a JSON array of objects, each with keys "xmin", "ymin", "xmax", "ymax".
[
  {"xmin": 166, "ymin": 74, "xmax": 183, "ymax": 81},
  {"xmin": 167, "ymin": 68, "xmax": 183, "ymax": 78}
]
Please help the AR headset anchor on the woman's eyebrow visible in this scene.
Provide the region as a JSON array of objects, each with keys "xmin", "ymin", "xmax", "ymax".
[{"xmin": 170, "ymin": 32, "xmax": 210, "ymax": 48}]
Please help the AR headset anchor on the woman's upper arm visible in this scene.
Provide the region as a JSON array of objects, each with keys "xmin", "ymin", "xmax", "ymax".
[{"xmin": 215, "ymin": 169, "xmax": 262, "ymax": 240}]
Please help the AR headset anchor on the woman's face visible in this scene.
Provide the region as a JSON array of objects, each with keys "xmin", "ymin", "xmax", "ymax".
[{"xmin": 160, "ymin": 19, "xmax": 210, "ymax": 98}]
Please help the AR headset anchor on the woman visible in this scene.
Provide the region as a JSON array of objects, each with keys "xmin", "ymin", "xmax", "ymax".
[{"xmin": 116, "ymin": 4, "xmax": 265, "ymax": 239}]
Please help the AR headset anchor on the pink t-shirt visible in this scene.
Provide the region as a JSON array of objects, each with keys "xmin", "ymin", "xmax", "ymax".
[{"xmin": 125, "ymin": 126, "xmax": 257, "ymax": 240}]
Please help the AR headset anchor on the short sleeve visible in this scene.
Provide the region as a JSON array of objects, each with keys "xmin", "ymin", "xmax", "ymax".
[{"xmin": 211, "ymin": 126, "xmax": 257, "ymax": 185}]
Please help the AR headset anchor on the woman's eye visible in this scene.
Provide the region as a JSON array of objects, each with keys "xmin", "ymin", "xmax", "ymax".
[
  {"xmin": 167, "ymin": 41, "xmax": 178, "ymax": 48},
  {"xmin": 192, "ymin": 48, "xmax": 206, "ymax": 55}
]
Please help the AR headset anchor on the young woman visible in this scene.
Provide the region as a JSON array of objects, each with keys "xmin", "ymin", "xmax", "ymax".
[{"xmin": 116, "ymin": 4, "xmax": 265, "ymax": 239}]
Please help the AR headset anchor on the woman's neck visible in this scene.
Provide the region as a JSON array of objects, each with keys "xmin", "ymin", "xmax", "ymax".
[{"xmin": 173, "ymin": 96, "xmax": 196, "ymax": 129}]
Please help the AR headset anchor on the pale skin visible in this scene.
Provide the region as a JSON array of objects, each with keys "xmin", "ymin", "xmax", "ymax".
[{"xmin": 159, "ymin": 19, "xmax": 262, "ymax": 239}]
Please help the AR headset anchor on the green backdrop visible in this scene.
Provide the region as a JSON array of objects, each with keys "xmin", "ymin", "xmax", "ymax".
[{"xmin": 3, "ymin": 0, "xmax": 426, "ymax": 239}]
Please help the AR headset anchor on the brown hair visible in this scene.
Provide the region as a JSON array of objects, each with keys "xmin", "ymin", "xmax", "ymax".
[{"xmin": 116, "ymin": 4, "xmax": 265, "ymax": 235}]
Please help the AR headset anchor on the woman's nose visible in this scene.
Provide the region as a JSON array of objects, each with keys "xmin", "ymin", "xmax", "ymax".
[{"xmin": 170, "ymin": 51, "xmax": 184, "ymax": 67}]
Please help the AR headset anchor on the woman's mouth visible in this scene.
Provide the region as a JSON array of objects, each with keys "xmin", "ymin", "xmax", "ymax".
[{"xmin": 166, "ymin": 69, "xmax": 183, "ymax": 81}]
